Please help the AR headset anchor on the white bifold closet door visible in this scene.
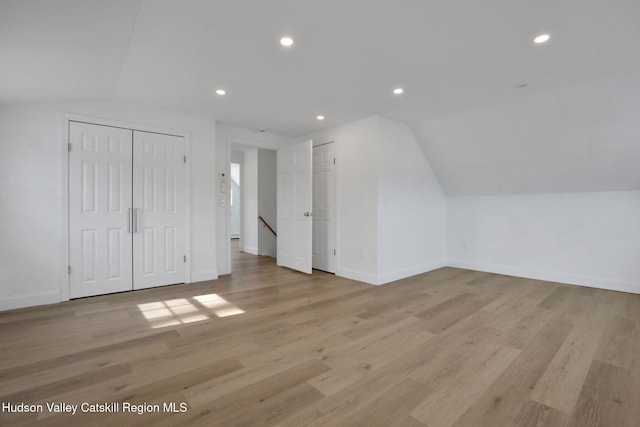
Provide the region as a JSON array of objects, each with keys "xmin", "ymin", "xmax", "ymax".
[
  {"xmin": 132, "ymin": 130, "xmax": 185, "ymax": 290},
  {"xmin": 69, "ymin": 122, "xmax": 185, "ymax": 298},
  {"xmin": 69, "ymin": 122, "xmax": 134, "ymax": 298}
]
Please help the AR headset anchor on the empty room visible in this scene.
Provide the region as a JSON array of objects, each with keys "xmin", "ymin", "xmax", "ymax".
[{"xmin": 1, "ymin": 1, "xmax": 639, "ymax": 426}]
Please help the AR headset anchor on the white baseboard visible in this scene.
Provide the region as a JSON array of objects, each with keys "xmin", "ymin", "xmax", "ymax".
[
  {"xmin": 335, "ymin": 268, "xmax": 378, "ymax": 285},
  {"xmin": 377, "ymin": 261, "xmax": 448, "ymax": 285},
  {"xmin": 259, "ymin": 252, "xmax": 276, "ymax": 258},
  {"xmin": 243, "ymin": 246, "xmax": 259, "ymax": 255},
  {"xmin": 447, "ymin": 260, "xmax": 640, "ymax": 295},
  {"xmin": 190, "ymin": 270, "xmax": 219, "ymax": 283},
  {"xmin": 0, "ymin": 291, "xmax": 60, "ymax": 311}
]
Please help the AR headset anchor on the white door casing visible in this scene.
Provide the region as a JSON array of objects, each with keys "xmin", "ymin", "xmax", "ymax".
[
  {"xmin": 277, "ymin": 140, "xmax": 313, "ymax": 274},
  {"xmin": 312, "ymin": 143, "xmax": 336, "ymax": 273},
  {"xmin": 69, "ymin": 122, "xmax": 133, "ymax": 298},
  {"xmin": 132, "ymin": 131, "xmax": 186, "ymax": 290}
]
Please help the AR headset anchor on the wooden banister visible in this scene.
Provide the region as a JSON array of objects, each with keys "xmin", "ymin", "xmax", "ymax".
[{"xmin": 258, "ymin": 216, "xmax": 277, "ymax": 237}]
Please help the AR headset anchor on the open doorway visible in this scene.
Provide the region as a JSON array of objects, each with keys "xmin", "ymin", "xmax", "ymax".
[{"xmin": 228, "ymin": 146, "xmax": 277, "ymax": 270}]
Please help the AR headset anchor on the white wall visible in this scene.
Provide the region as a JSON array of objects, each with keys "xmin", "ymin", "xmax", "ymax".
[
  {"xmin": 411, "ymin": 72, "xmax": 640, "ymax": 196},
  {"xmin": 303, "ymin": 117, "xmax": 380, "ymax": 283},
  {"xmin": 448, "ymin": 191, "xmax": 640, "ymax": 294},
  {"xmin": 257, "ymin": 149, "xmax": 277, "ymax": 257},
  {"xmin": 377, "ymin": 116, "xmax": 447, "ymax": 283},
  {"xmin": 241, "ymin": 149, "xmax": 259, "ymax": 255},
  {"xmin": 0, "ymin": 105, "xmax": 63, "ymax": 309},
  {"xmin": 0, "ymin": 101, "xmax": 217, "ymax": 310},
  {"xmin": 303, "ymin": 115, "xmax": 447, "ymax": 285}
]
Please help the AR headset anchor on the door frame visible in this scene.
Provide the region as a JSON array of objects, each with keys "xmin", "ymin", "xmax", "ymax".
[
  {"xmin": 224, "ymin": 140, "xmax": 281, "ymax": 275},
  {"xmin": 61, "ymin": 113, "xmax": 192, "ymax": 302}
]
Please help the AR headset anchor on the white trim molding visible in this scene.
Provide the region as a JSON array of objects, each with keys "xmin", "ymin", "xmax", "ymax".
[
  {"xmin": 447, "ymin": 260, "xmax": 640, "ymax": 295},
  {"xmin": 377, "ymin": 261, "xmax": 448, "ymax": 285},
  {"xmin": 0, "ymin": 291, "xmax": 60, "ymax": 311},
  {"xmin": 190, "ymin": 270, "xmax": 219, "ymax": 283}
]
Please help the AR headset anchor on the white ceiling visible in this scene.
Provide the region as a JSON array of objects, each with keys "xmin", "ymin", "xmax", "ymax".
[{"xmin": 1, "ymin": 0, "xmax": 639, "ymax": 194}]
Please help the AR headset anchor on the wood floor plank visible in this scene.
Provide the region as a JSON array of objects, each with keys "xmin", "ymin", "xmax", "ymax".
[
  {"xmin": 569, "ymin": 361, "xmax": 635, "ymax": 427},
  {"xmin": 530, "ymin": 310, "xmax": 606, "ymax": 414},
  {"xmin": 513, "ymin": 400, "xmax": 570, "ymax": 427},
  {"xmin": 415, "ymin": 292, "xmax": 489, "ymax": 332},
  {"xmin": 0, "ymin": 362, "xmax": 132, "ymax": 403},
  {"xmin": 333, "ymin": 378, "xmax": 433, "ymax": 427},
  {"xmin": 1, "ymin": 246, "xmax": 639, "ymax": 426},
  {"xmin": 450, "ymin": 317, "xmax": 572, "ymax": 427},
  {"xmin": 308, "ymin": 319, "xmax": 434, "ymax": 395},
  {"xmin": 411, "ymin": 343, "xmax": 521, "ymax": 427},
  {"xmin": 593, "ymin": 316, "xmax": 637, "ymax": 370},
  {"xmin": 180, "ymin": 360, "xmax": 330, "ymax": 422}
]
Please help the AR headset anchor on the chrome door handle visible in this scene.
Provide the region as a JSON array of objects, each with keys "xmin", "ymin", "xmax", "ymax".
[
  {"xmin": 128, "ymin": 208, "xmax": 133, "ymax": 233},
  {"xmin": 133, "ymin": 208, "xmax": 138, "ymax": 233}
]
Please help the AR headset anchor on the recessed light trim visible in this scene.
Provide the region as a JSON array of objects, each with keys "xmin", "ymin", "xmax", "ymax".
[
  {"xmin": 393, "ymin": 88, "xmax": 404, "ymax": 95},
  {"xmin": 316, "ymin": 115, "xmax": 325, "ymax": 121},
  {"xmin": 534, "ymin": 34, "xmax": 550, "ymax": 44},
  {"xmin": 280, "ymin": 36, "xmax": 294, "ymax": 47},
  {"xmin": 215, "ymin": 89, "xmax": 226, "ymax": 95}
]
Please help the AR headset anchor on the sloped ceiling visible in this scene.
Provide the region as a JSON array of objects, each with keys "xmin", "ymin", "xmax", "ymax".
[{"xmin": 1, "ymin": 0, "xmax": 639, "ymax": 195}]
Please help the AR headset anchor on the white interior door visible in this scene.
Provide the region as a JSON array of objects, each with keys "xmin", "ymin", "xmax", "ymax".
[
  {"xmin": 69, "ymin": 122, "xmax": 133, "ymax": 298},
  {"xmin": 277, "ymin": 140, "xmax": 313, "ymax": 274},
  {"xmin": 312, "ymin": 142, "xmax": 336, "ymax": 273},
  {"xmin": 132, "ymin": 131, "xmax": 186, "ymax": 290}
]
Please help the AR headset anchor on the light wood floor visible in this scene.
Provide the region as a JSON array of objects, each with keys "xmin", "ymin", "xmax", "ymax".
[{"xmin": 1, "ymin": 247, "xmax": 639, "ymax": 426}]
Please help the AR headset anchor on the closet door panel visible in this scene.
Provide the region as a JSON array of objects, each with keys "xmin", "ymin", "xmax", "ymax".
[
  {"xmin": 69, "ymin": 122, "xmax": 133, "ymax": 298},
  {"xmin": 132, "ymin": 131, "xmax": 185, "ymax": 289}
]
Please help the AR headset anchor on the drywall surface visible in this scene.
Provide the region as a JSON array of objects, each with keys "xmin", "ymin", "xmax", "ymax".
[
  {"xmin": 241, "ymin": 149, "xmax": 259, "ymax": 255},
  {"xmin": 448, "ymin": 191, "xmax": 640, "ymax": 293},
  {"xmin": 303, "ymin": 117, "xmax": 380, "ymax": 283},
  {"xmin": 258, "ymin": 149, "xmax": 277, "ymax": 257},
  {"xmin": 303, "ymin": 116, "xmax": 447, "ymax": 284},
  {"xmin": 376, "ymin": 116, "xmax": 447, "ymax": 283},
  {"xmin": 412, "ymin": 72, "xmax": 640, "ymax": 196}
]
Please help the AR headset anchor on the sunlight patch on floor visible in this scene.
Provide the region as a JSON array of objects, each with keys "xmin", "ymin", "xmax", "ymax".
[
  {"xmin": 193, "ymin": 294, "xmax": 246, "ymax": 317},
  {"xmin": 137, "ymin": 293, "xmax": 244, "ymax": 328}
]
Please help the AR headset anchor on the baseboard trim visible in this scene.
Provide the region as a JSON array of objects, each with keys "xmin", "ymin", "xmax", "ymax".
[
  {"xmin": 377, "ymin": 261, "xmax": 448, "ymax": 285},
  {"xmin": 335, "ymin": 268, "xmax": 378, "ymax": 285},
  {"xmin": 190, "ymin": 270, "xmax": 219, "ymax": 283},
  {"xmin": 447, "ymin": 260, "xmax": 640, "ymax": 295},
  {"xmin": 243, "ymin": 246, "xmax": 259, "ymax": 256},
  {"xmin": 0, "ymin": 291, "xmax": 61, "ymax": 311}
]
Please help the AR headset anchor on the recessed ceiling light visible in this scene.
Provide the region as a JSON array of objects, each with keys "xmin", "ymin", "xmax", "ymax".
[
  {"xmin": 280, "ymin": 36, "xmax": 294, "ymax": 47},
  {"xmin": 215, "ymin": 89, "xmax": 226, "ymax": 95},
  {"xmin": 393, "ymin": 88, "xmax": 404, "ymax": 95},
  {"xmin": 534, "ymin": 34, "xmax": 550, "ymax": 44},
  {"xmin": 316, "ymin": 115, "xmax": 325, "ymax": 120}
]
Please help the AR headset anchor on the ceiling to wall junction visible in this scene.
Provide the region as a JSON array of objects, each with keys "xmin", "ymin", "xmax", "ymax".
[{"xmin": 1, "ymin": 0, "xmax": 639, "ymax": 194}]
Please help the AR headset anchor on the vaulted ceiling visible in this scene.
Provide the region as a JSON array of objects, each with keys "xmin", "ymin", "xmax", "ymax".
[{"xmin": 2, "ymin": 0, "xmax": 639, "ymax": 195}]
